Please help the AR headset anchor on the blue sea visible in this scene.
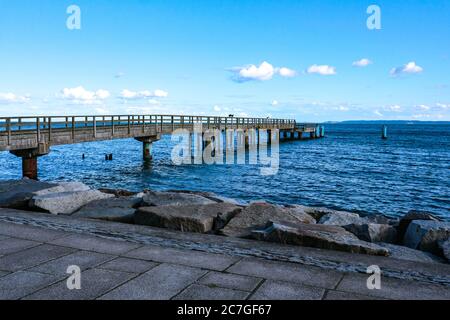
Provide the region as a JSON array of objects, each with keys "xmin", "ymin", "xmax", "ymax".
[{"xmin": 1, "ymin": 122, "xmax": 449, "ymax": 220}]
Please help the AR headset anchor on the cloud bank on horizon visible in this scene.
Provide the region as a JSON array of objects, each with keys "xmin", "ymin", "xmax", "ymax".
[{"xmin": 0, "ymin": 0, "xmax": 449, "ymax": 121}]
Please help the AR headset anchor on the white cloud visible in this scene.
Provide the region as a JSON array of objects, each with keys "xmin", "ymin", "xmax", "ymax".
[
  {"xmin": 278, "ymin": 67, "xmax": 296, "ymax": 77},
  {"xmin": 114, "ymin": 72, "xmax": 125, "ymax": 78},
  {"xmin": 120, "ymin": 89, "xmax": 168, "ymax": 99},
  {"xmin": 412, "ymin": 114, "xmax": 443, "ymax": 119},
  {"xmin": 306, "ymin": 64, "xmax": 336, "ymax": 75},
  {"xmin": 61, "ymin": 86, "xmax": 110, "ymax": 105},
  {"xmin": 352, "ymin": 58, "xmax": 372, "ymax": 67},
  {"xmin": 230, "ymin": 61, "xmax": 275, "ymax": 82},
  {"xmin": 213, "ymin": 105, "xmax": 221, "ymax": 112},
  {"xmin": 416, "ymin": 104, "xmax": 430, "ymax": 111},
  {"xmin": 338, "ymin": 106, "xmax": 349, "ymax": 111},
  {"xmin": 229, "ymin": 62, "xmax": 297, "ymax": 82},
  {"xmin": 374, "ymin": 110, "xmax": 383, "ymax": 117},
  {"xmin": 0, "ymin": 92, "xmax": 30, "ymax": 104},
  {"xmin": 148, "ymin": 99, "xmax": 161, "ymax": 105},
  {"xmin": 436, "ymin": 103, "xmax": 449, "ymax": 109},
  {"xmin": 390, "ymin": 61, "xmax": 423, "ymax": 76}
]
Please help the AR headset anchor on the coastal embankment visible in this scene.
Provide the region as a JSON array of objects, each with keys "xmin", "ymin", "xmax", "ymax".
[{"xmin": 0, "ymin": 178, "xmax": 449, "ymax": 300}]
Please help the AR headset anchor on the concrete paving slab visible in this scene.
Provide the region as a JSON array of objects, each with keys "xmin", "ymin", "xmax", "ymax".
[
  {"xmin": 337, "ymin": 273, "xmax": 450, "ymax": 300},
  {"xmin": 30, "ymin": 251, "xmax": 116, "ymax": 275},
  {"xmin": 0, "ymin": 244, "xmax": 77, "ymax": 272},
  {"xmin": 0, "ymin": 221, "xmax": 69, "ymax": 242},
  {"xmin": 125, "ymin": 245, "xmax": 240, "ymax": 271},
  {"xmin": 0, "ymin": 271, "xmax": 63, "ymax": 300},
  {"xmin": 174, "ymin": 284, "xmax": 249, "ymax": 300},
  {"xmin": 250, "ymin": 280, "xmax": 325, "ymax": 300},
  {"xmin": 198, "ymin": 271, "xmax": 262, "ymax": 292},
  {"xmin": 24, "ymin": 268, "xmax": 135, "ymax": 300},
  {"xmin": 50, "ymin": 233, "xmax": 141, "ymax": 255},
  {"xmin": 97, "ymin": 257, "xmax": 159, "ymax": 274},
  {"xmin": 227, "ymin": 258, "xmax": 343, "ymax": 289},
  {"xmin": 0, "ymin": 238, "xmax": 41, "ymax": 256},
  {"xmin": 99, "ymin": 263, "xmax": 207, "ymax": 300}
]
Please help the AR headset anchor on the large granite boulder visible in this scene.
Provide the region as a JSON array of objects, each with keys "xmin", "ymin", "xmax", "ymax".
[
  {"xmin": 134, "ymin": 203, "xmax": 242, "ymax": 233},
  {"xmin": 343, "ymin": 223, "xmax": 397, "ymax": 243},
  {"xmin": 0, "ymin": 179, "xmax": 59, "ymax": 209},
  {"xmin": 167, "ymin": 190, "xmax": 247, "ymax": 206},
  {"xmin": 29, "ymin": 190, "xmax": 114, "ymax": 215},
  {"xmin": 376, "ymin": 243, "xmax": 444, "ymax": 264},
  {"xmin": 142, "ymin": 191, "xmax": 216, "ymax": 207},
  {"xmin": 439, "ymin": 239, "xmax": 450, "ymax": 262},
  {"xmin": 252, "ymin": 221, "xmax": 390, "ymax": 256},
  {"xmin": 319, "ymin": 210, "xmax": 366, "ymax": 226},
  {"xmin": 72, "ymin": 196, "xmax": 142, "ymax": 223},
  {"xmin": 403, "ymin": 220, "xmax": 450, "ymax": 254},
  {"xmin": 219, "ymin": 202, "xmax": 316, "ymax": 238},
  {"xmin": 397, "ymin": 210, "xmax": 441, "ymax": 242}
]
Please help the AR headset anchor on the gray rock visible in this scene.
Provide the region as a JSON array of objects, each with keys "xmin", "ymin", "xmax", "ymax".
[
  {"xmin": 29, "ymin": 190, "xmax": 114, "ymax": 215},
  {"xmin": 319, "ymin": 210, "xmax": 365, "ymax": 226},
  {"xmin": 252, "ymin": 221, "xmax": 390, "ymax": 256},
  {"xmin": 376, "ymin": 243, "xmax": 444, "ymax": 264},
  {"xmin": 142, "ymin": 191, "xmax": 216, "ymax": 207},
  {"xmin": 134, "ymin": 203, "xmax": 242, "ymax": 233},
  {"xmin": 403, "ymin": 220, "xmax": 450, "ymax": 254},
  {"xmin": 167, "ymin": 190, "xmax": 247, "ymax": 206},
  {"xmin": 220, "ymin": 202, "xmax": 316, "ymax": 238},
  {"xmin": 286, "ymin": 205, "xmax": 336, "ymax": 221},
  {"xmin": 365, "ymin": 214, "xmax": 397, "ymax": 226},
  {"xmin": 438, "ymin": 239, "xmax": 450, "ymax": 262},
  {"xmin": 343, "ymin": 223, "xmax": 397, "ymax": 243},
  {"xmin": 72, "ymin": 196, "xmax": 142, "ymax": 223},
  {"xmin": 33, "ymin": 181, "xmax": 91, "ymax": 196},
  {"xmin": 398, "ymin": 210, "xmax": 441, "ymax": 242},
  {"xmin": 98, "ymin": 188, "xmax": 138, "ymax": 197},
  {"xmin": 0, "ymin": 179, "xmax": 59, "ymax": 209}
]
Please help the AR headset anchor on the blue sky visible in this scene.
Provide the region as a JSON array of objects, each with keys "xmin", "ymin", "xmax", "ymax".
[{"xmin": 0, "ymin": 0, "xmax": 449, "ymax": 121}]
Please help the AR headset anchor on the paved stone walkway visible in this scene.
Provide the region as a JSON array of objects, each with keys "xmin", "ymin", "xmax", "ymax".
[{"xmin": 0, "ymin": 208, "xmax": 449, "ymax": 300}]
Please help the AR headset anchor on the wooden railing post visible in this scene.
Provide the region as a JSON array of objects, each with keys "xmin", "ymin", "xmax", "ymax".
[
  {"xmin": 36, "ymin": 117, "xmax": 41, "ymax": 144},
  {"xmin": 128, "ymin": 115, "xmax": 131, "ymax": 135},
  {"xmin": 48, "ymin": 117, "xmax": 52, "ymax": 142},
  {"xmin": 112, "ymin": 116, "xmax": 115, "ymax": 136},
  {"xmin": 71, "ymin": 117, "xmax": 75, "ymax": 141},
  {"xmin": 93, "ymin": 116, "xmax": 97, "ymax": 138}
]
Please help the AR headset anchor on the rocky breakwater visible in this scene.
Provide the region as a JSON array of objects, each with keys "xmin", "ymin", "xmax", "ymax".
[{"xmin": 0, "ymin": 178, "xmax": 449, "ymax": 263}]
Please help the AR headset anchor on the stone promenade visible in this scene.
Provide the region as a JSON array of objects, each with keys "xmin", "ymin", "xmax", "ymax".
[{"xmin": 0, "ymin": 208, "xmax": 449, "ymax": 300}]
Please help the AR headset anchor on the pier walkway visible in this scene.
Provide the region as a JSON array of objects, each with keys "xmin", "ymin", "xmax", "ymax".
[
  {"xmin": 0, "ymin": 115, "xmax": 323, "ymax": 179},
  {"xmin": 0, "ymin": 208, "xmax": 449, "ymax": 300}
]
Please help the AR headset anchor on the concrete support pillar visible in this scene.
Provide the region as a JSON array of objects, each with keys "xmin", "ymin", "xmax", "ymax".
[
  {"xmin": 143, "ymin": 140, "xmax": 152, "ymax": 161},
  {"xmin": 10, "ymin": 144, "xmax": 49, "ymax": 180},
  {"xmin": 310, "ymin": 131, "xmax": 315, "ymax": 139},
  {"xmin": 267, "ymin": 130, "xmax": 272, "ymax": 145},
  {"xmin": 135, "ymin": 135, "xmax": 159, "ymax": 162},
  {"xmin": 297, "ymin": 132, "xmax": 303, "ymax": 140},
  {"xmin": 244, "ymin": 130, "xmax": 249, "ymax": 147},
  {"xmin": 290, "ymin": 131, "xmax": 295, "ymax": 140}
]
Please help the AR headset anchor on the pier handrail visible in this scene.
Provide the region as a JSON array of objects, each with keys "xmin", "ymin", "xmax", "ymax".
[
  {"xmin": 0, "ymin": 114, "xmax": 296, "ymax": 132},
  {"xmin": 0, "ymin": 114, "xmax": 301, "ymax": 147}
]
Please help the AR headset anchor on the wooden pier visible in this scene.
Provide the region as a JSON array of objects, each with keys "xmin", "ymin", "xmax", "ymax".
[{"xmin": 0, "ymin": 115, "xmax": 324, "ymax": 179}]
